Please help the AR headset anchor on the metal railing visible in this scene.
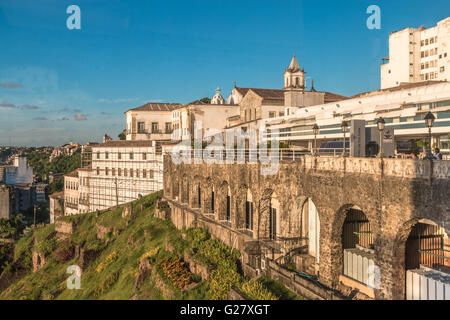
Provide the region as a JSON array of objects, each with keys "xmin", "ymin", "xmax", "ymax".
[{"xmin": 171, "ymin": 148, "xmax": 350, "ymax": 161}]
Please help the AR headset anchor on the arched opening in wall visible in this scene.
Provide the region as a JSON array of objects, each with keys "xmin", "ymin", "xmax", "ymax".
[
  {"xmin": 191, "ymin": 182, "xmax": 201, "ymax": 209},
  {"xmin": 181, "ymin": 178, "xmax": 189, "ymax": 204},
  {"xmin": 302, "ymin": 198, "xmax": 320, "ymax": 263},
  {"xmin": 217, "ymin": 181, "xmax": 230, "ymax": 222},
  {"xmin": 226, "ymin": 186, "xmax": 231, "ymax": 222},
  {"xmin": 245, "ymin": 188, "xmax": 254, "ymax": 232},
  {"xmin": 269, "ymin": 195, "xmax": 280, "ymax": 240},
  {"xmin": 197, "ymin": 184, "xmax": 201, "ymax": 209},
  {"xmin": 172, "ymin": 180, "xmax": 179, "ymax": 200},
  {"xmin": 404, "ymin": 220, "xmax": 449, "ymax": 300},
  {"xmin": 341, "ymin": 206, "xmax": 375, "ymax": 290},
  {"xmin": 209, "ymin": 185, "xmax": 215, "ymax": 214}
]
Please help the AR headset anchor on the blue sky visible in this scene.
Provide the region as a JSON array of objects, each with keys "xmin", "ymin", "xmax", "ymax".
[{"xmin": 0, "ymin": 0, "xmax": 449, "ymax": 146}]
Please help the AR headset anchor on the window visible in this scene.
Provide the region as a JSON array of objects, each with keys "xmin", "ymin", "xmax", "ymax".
[
  {"xmin": 149, "ymin": 170, "xmax": 154, "ymax": 178},
  {"xmin": 105, "ymin": 167, "xmax": 109, "ymax": 175},
  {"xmin": 129, "ymin": 152, "xmax": 133, "ymax": 160},
  {"xmin": 269, "ymin": 112, "xmax": 276, "ymax": 118},
  {"xmin": 96, "ymin": 167, "xmax": 100, "ymax": 175},
  {"xmin": 421, "ymin": 40, "xmax": 424, "ymax": 46},
  {"xmin": 105, "ymin": 152, "xmax": 109, "ymax": 159},
  {"xmin": 138, "ymin": 122, "xmax": 145, "ymax": 133},
  {"xmin": 151, "ymin": 122, "xmax": 159, "ymax": 133},
  {"xmin": 143, "ymin": 169, "xmax": 147, "ymax": 178},
  {"xmin": 124, "ymin": 169, "xmax": 128, "ymax": 177},
  {"xmin": 165, "ymin": 122, "xmax": 172, "ymax": 133},
  {"xmin": 130, "ymin": 169, "xmax": 134, "ymax": 178},
  {"xmin": 441, "ymin": 66, "xmax": 445, "ymax": 72},
  {"xmin": 97, "ymin": 152, "xmax": 100, "ymax": 159},
  {"xmin": 118, "ymin": 168, "xmax": 121, "ymax": 176},
  {"xmin": 425, "ymin": 39, "xmax": 429, "ymax": 45},
  {"xmin": 112, "ymin": 168, "xmax": 115, "ymax": 176},
  {"xmin": 430, "ymin": 37, "xmax": 434, "ymax": 44},
  {"xmin": 279, "ymin": 111, "xmax": 284, "ymax": 117},
  {"xmin": 143, "ymin": 153, "xmax": 147, "ymax": 160},
  {"xmin": 420, "ymin": 74, "xmax": 425, "ymax": 81},
  {"xmin": 421, "ymin": 63, "xmax": 425, "ymax": 70},
  {"xmin": 118, "ymin": 152, "xmax": 121, "ymax": 159}
]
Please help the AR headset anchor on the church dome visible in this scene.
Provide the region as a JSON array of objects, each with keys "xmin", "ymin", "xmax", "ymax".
[{"xmin": 211, "ymin": 87, "xmax": 225, "ymax": 104}]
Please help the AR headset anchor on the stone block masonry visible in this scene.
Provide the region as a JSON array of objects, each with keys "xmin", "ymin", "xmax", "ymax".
[{"xmin": 163, "ymin": 154, "xmax": 450, "ymax": 300}]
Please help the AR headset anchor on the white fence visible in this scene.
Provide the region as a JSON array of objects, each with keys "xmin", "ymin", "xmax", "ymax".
[
  {"xmin": 406, "ymin": 266, "xmax": 450, "ymax": 300},
  {"xmin": 343, "ymin": 245, "xmax": 376, "ymax": 287}
]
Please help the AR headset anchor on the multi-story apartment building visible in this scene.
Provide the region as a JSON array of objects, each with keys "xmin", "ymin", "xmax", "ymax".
[{"xmin": 381, "ymin": 17, "xmax": 450, "ymax": 89}]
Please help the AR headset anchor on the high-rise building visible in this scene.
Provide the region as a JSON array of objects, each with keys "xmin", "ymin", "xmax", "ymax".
[{"xmin": 381, "ymin": 17, "xmax": 450, "ymax": 89}]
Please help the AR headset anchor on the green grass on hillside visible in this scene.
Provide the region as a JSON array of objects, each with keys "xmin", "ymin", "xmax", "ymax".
[{"xmin": 0, "ymin": 191, "xmax": 303, "ymax": 300}]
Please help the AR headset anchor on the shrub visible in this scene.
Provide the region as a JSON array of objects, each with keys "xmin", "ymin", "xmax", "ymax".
[
  {"xmin": 140, "ymin": 247, "xmax": 159, "ymax": 262},
  {"xmin": 209, "ymin": 264, "xmax": 241, "ymax": 300},
  {"xmin": 53, "ymin": 240, "xmax": 74, "ymax": 262},
  {"xmin": 34, "ymin": 238, "xmax": 57, "ymax": 256},
  {"xmin": 96, "ymin": 251, "xmax": 118, "ymax": 273},
  {"xmin": 159, "ymin": 258, "xmax": 191, "ymax": 289},
  {"xmin": 240, "ymin": 280, "xmax": 278, "ymax": 300}
]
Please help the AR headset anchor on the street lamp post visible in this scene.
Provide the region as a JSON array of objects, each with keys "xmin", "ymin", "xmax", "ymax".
[
  {"xmin": 312, "ymin": 123, "xmax": 320, "ymax": 156},
  {"xmin": 376, "ymin": 117, "xmax": 385, "ymax": 158},
  {"xmin": 341, "ymin": 120, "xmax": 348, "ymax": 157},
  {"xmin": 424, "ymin": 112, "xmax": 435, "ymax": 160}
]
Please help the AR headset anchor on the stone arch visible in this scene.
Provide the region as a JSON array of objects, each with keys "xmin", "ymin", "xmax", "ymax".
[
  {"xmin": 180, "ymin": 174, "xmax": 189, "ymax": 204},
  {"xmin": 301, "ymin": 197, "xmax": 321, "ymax": 263},
  {"xmin": 258, "ymin": 188, "xmax": 276, "ymax": 240},
  {"xmin": 202, "ymin": 178, "xmax": 215, "ymax": 214},
  {"xmin": 328, "ymin": 204, "xmax": 375, "ymax": 288},
  {"xmin": 235, "ymin": 185, "xmax": 255, "ymax": 232},
  {"xmin": 171, "ymin": 177, "xmax": 180, "ymax": 200},
  {"xmin": 190, "ymin": 176, "xmax": 203, "ymax": 209},
  {"xmin": 287, "ymin": 195, "xmax": 307, "ymax": 240},
  {"xmin": 216, "ymin": 181, "xmax": 231, "ymax": 222},
  {"xmin": 392, "ymin": 217, "xmax": 449, "ymax": 300}
]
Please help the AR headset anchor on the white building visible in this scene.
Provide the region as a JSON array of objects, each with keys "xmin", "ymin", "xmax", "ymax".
[
  {"xmin": 79, "ymin": 140, "xmax": 164, "ymax": 212},
  {"xmin": 3, "ymin": 156, "xmax": 33, "ymax": 185},
  {"xmin": 125, "ymin": 103, "xmax": 181, "ymax": 141},
  {"xmin": 264, "ymin": 81, "xmax": 450, "ymax": 157},
  {"xmin": 381, "ymin": 17, "xmax": 450, "ymax": 89}
]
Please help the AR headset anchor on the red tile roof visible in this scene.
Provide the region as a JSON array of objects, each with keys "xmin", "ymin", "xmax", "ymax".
[
  {"xmin": 126, "ymin": 103, "xmax": 182, "ymax": 113},
  {"xmin": 64, "ymin": 169, "xmax": 79, "ymax": 178}
]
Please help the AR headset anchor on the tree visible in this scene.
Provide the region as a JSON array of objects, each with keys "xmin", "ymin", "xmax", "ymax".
[
  {"xmin": 200, "ymin": 97, "xmax": 211, "ymax": 104},
  {"xmin": 118, "ymin": 129, "xmax": 126, "ymax": 140}
]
